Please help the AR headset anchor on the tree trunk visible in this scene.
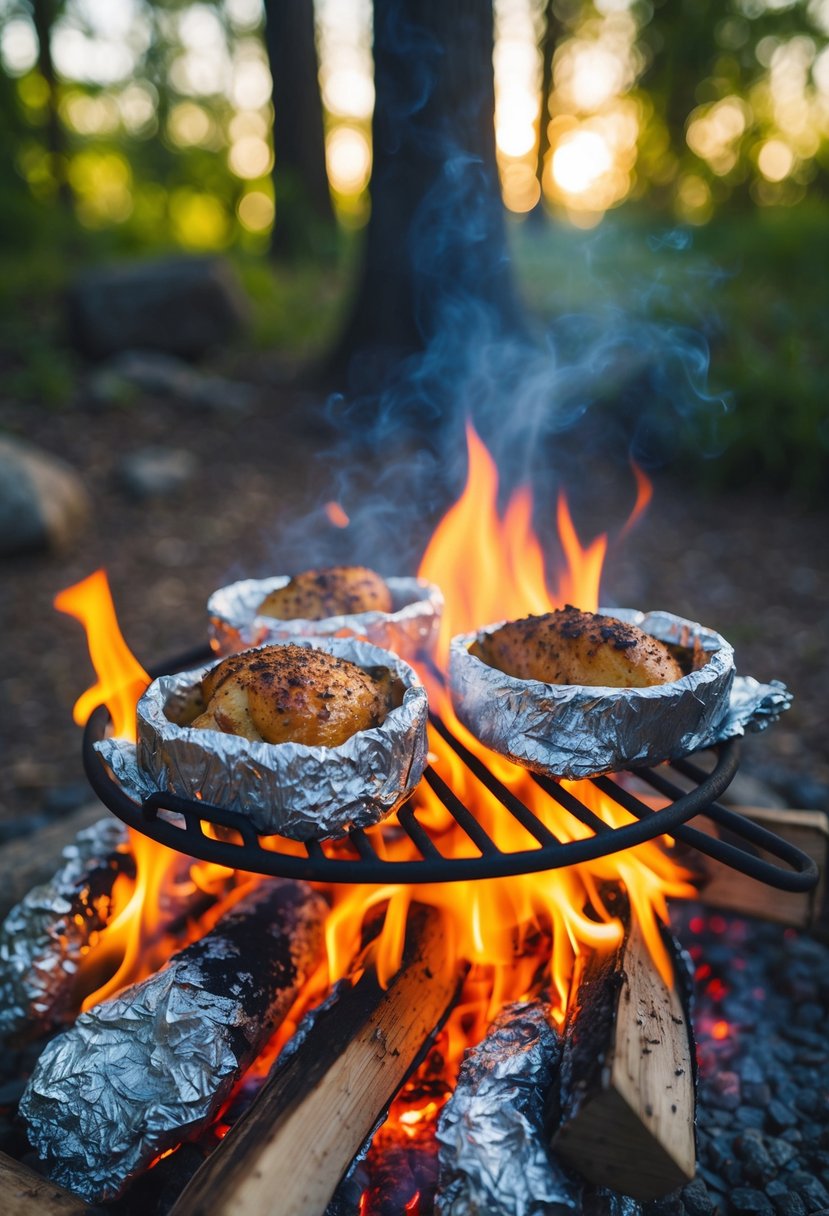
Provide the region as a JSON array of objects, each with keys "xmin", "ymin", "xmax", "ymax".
[
  {"xmin": 326, "ymin": 0, "xmax": 520, "ymax": 383},
  {"xmin": 530, "ymin": 0, "xmax": 557, "ymax": 222},
  {"xmin": 31, "ymin": 0, "xmax": 70, "ymax": 207},
  {"xmin": 264, "ymin": 0, "xmax": 334, "ymax": 259}
]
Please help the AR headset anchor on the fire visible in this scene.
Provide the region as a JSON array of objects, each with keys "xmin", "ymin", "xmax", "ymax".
[
  {"xmin": 55, "ymin": 570, "xmax": 149, "ymax": 742},
  {"xmin": 55, "ymin": 420, "xmax": 695, "ymax": 1179},
  {"xmin": 324, "ymin": 500, "xmax": 350, "ymax": 528}
]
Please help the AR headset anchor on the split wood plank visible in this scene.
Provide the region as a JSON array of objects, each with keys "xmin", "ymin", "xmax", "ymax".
[
  {"xmin": 0, "ymin": 1151, "xmax": 86, "ymax": 1215},
  {"xmin": 171, "ymin": 905, "xmax": 459, "ymax": 1216},
  {"xmin": 553, "ymin": 917, "xmax": 695, "ymax": 1201},
  {"xmin": 676, "ymin": 805, "xmax": 828, "ymax": 928}
]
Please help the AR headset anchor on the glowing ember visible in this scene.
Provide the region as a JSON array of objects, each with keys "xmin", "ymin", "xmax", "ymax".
[{"xmin": 324, "ymin": 500, "xmax": 350, "ymax": 528}]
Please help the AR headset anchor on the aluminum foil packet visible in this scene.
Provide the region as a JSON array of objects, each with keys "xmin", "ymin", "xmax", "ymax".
[
  {"xmin": 448, "ymin": 609, "xmax": 789, "ymax": 779},
  {"xmin": 20, "ymin": 879, "xmax": 326, "ymax": 1203},
  {"xmin": 208, "ymin": 574, "xmax": 444, "ymax": 662},
  {"xmin": 436, "ymin": 1001, "xmax": 579, "ymax": 1216},
  {"xmin": 95, "ymin": 636, "xmax": 429, "ymax": 841},
  {"xmin": 0, "ymin": 818, "xmax": 132, "ymax": 1040}
]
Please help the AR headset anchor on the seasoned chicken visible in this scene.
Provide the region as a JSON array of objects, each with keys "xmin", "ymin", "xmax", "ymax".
[
  {"xmin": 258, "ymin": 567, "xmax": 393, "ymax": 621},
  {"xmin": 472, "ymin": 606, "xmax": 684, "ymax": 689},
  {"xmin": 192, "ymin": 644, "xmax": 395, "ymax": 747}
]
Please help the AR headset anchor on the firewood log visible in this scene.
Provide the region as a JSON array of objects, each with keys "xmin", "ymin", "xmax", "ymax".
[
  {"xmin": 552, "ymin": 918, "xmax": 695, "ymax": 1201},
  {"xmin": 19, "ymin": 879, "xmax": 327, "ymax": 1203},
  {"xmin": 0, "ymin": 1152, "xmax": 86, "ymax": 1216},
  {"xmin": 170, "ymin": 904, "xmax": 462, "ymax": 1216}
]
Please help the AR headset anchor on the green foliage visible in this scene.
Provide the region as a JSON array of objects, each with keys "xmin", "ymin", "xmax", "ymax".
[{"xmin": 512, "ymin": 201, "xmax": 829, "ymax": 499}]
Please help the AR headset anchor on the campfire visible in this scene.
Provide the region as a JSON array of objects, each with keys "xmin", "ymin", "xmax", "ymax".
[{"xmin": 2, "ymin": 425, "xmax": 821, "ymax": 1215}]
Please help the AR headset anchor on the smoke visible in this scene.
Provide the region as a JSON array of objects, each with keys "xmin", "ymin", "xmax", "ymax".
[{"xmin": 243, "ymin": 7, "xmax": 732, "ymax": 583}]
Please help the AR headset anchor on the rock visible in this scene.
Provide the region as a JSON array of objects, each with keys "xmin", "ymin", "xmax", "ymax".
[
  {"xmin": 707, "ymin": 1070, "xmax": 741, "ymax": 1111},
  {"xmin": 0, "ymin": 435, "xmax": 90, "ymax": 557},
  {"xmin": 767, "ymin": 1100, "xmax": 799, "ymax": 1132},
  {"xmin": 118, "ymin": 447, "xmax": 197, "ymax": 500},
  {"xmin": 681, "ymin": 1177, "xmax": 716, "ymax": 1216},
  {"xmin": 67, "ymin": 256, "xmax": 249, "ymax": 359},
  {"xmin": 730, "ymin": 1188, "xmax": 774, "ymax": 1215},
  {"xmin": 88, "ymin": 350, "xmax": 256, "ymax": 413}
]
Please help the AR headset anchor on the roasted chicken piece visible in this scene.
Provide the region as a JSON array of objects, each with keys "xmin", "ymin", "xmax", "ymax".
[
  {"xmin": 258, "ymin": 566, "xmax": 393, "ymax": 621},
  {"xmin": 192, "ymin": 644, "xmax": 395, "ymax": 747},
  {"xmin": 472, "ymin": 606, "xmax": 684, "ymax": 689}
]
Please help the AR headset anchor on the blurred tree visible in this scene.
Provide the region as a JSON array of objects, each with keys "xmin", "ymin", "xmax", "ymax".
[
  {"xmin": 326, "ymin": 0, "xmax": 520, "ymax": 382},
  {"xmin": 531, "ymin": 0, "xmax": 557, "ymax": 221},
  {"xmin": 263, "ymin": 0, "xmax": 334, "ymax": 259}
]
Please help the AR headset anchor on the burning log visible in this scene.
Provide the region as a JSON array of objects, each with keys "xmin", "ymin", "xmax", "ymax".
[
  {"xmin": 170, "ymin": 904, "xmax": 461, "ymax": 1216},
  {"xmin": 20, "ymin": 878, "xmax": 326, "ymax": 1203},
  {"xmin": 552, "ymin": 917, "xmax": 695, "ymax": 1201},
  {"xmin": 0, "ymin": 818, "xmax": 134, "ymax": 1040},
  {"xmin": 680, "ymin": 805, "xmax": 828, "ymax": 928},
  {"xmin": 0, "ymin": 1151, "xmax": 85, "ymax": 1216},
  {"xmin": 436, "ymin": 1000, "xmax": 580, "ymax": 1215}
]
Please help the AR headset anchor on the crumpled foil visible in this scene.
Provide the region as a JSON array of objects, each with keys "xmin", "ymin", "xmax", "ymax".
[
  {"xmin": 208, "ymin": 575, "xmax": 444, "ymax": 662},
  {"xmin": 95, "ymin": 636, "xmax": 429, "ymax": 841},
  {"xmin": 436, "ymin": 1001, "xmax": 579, "ymax": 1216},
  {"xmin": 20, "ymin": 878, "xmax": 326, "ymax": 1203},
  {"xmin": 449, "ymin": 608, "xmax": 789, "ymax": 779},
  {"xmin": 0, "ymin": 818, "xmax": 132, "ymax": 1040}
]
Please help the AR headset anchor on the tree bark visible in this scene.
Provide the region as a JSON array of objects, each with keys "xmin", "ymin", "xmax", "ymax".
[
  {"xmin": 530, "ymin": 0, "xmax": 557, "ymax": 221},
  {"xmin": 264, "ymin": 0, "xmax": 334, "ymax": 259},
  {"xmin": 30, "ymin": 0, "xmax": 70, "ymax": 207},
  {"xmin": 327, "ymin": 0, "xmax": 520, "ymax": 383}
]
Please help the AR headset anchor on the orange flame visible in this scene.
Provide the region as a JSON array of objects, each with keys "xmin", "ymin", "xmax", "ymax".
[
  {"xmin": 55, "ymin": 422, "xmax": 691, "ymax": 1151},
  {"xmin": 54, "ymin": 570, "xmax": 149, "ymax": 742}
]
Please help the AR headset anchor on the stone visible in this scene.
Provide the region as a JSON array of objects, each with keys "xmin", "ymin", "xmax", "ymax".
[
  {"xmin": 681, "ymin": 1177, "xmax": 715, "ymax": 1216},
  {"xmin": 730, "ymin": 1188, "xmax": 774, "ymax": 1215},
  {"xmin": 67, "ymin": 256, "xmax": 249, "ymax": 359},
  {"xmin": 771, "ymin": 1195, "xmax": 807, "ymax": 1216},
  {"xmin": 118, "ymin": 446, "xmax": 198, "ymax": 500},
  {"xmin": 708, "ymin": 1071, "xmax": 741, "ymax": 1111},
  {"xmin": 734, "ymin": 1130, "xmax": 776, "ymax": 1185},
  {"xmin": 88, "ymin": 350, "xmax": 256, "ymax": 413},
  {"xmin": 742, "ymin": 1083, "xmax": 772, "ymax": 1107},
  {"xmin": 767, "ymin": 1100, "xmax": 799, "ymax": 1132},
  {"xmin": 0, "ymin": 435, "xmax": 90, "ymax": 557}
]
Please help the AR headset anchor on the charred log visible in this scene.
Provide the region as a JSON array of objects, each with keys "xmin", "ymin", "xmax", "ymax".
[
  {"xmin": 170, "ymin": 905, "xmax": 462, "ymax": 1216},
  {"xmin": 0, "ymin": 802, "xmax": 107, "ymax": 921},
  {"xmin": 552, "ymin": 918, "xmax": 695, "ymax": 1201},
  {"xmin": 0, "ymin": 818, "xmax": 134, "ymax": 1040},
  {"xmin": 20, "ymin": 879, "xmax": 327, "ymax": 1203},
  {"xmin": 436, "ymin": 1000, "xmax": 579, "ymax": 1215}
]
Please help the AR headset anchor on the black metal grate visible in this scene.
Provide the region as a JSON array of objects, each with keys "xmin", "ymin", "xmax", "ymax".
[{"xmin": 82, "ymin": 648, "xmax": 819, "ymax": 892}]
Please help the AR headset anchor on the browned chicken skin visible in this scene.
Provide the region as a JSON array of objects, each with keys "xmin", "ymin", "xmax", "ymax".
[
  {"xmin": 192, "ymin": 644, "xmax": 394, "ymax": 747},
  {"xmin": 258, "ymin": 567, "xmax": 393, "ymax": 621},
  {"xmin": 472, "ymin": 606, "xmax": 684, "ymax": 688}
]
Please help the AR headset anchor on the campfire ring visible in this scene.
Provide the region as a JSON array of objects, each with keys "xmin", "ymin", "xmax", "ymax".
[{"xmin": 83, "ymin": 647, "xmax": 819, "ymax": 891}]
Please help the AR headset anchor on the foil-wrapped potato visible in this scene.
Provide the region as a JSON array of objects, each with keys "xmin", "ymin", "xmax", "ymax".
[
  {"xmin": 192, "ymin": 644, "xmax": 395, "ymax": 747},
  {"xmin": 258, "ymin": 566, "xmax": 392, "ymax": 621},
  {"xmin": 472, "ymin": 605, "xmax": 684, "ymax": 688}
]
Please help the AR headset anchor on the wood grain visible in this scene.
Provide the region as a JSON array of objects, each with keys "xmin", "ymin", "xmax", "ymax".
[
  {"xmin": 171, "ymin": 904, "xmax": 460, "ymax": 1216},
  {"xmin": 0, "ymin": 1152, "xmax": 86, "ymax": 1215},
  {"xmin": 553, "ymin": 918, "xmax": 695, "ymax": 1201}
]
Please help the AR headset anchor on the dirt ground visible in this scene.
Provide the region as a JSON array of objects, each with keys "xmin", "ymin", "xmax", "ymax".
[{"xmin": 1, "ymin": 381, "xmax": 827, "ymax": 829}]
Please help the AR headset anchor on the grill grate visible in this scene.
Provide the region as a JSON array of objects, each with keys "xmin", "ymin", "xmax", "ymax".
[{"xmin": 82, "ymin": 647, "xmax": 818, "ymax": 891}]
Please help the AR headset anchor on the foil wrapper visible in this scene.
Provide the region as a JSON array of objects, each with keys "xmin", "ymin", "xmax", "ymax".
[
  {"xmin": 448, "ymin": 608, "xmax": 785, "ymax": 779},
  {"xmin": 95, "ymin": 637, "xmax": 429, "ymax": 841},
  {"xmin": 208, "ymin": 574, "xmax": 444, "ymax": 662},
  {"xmin": 0, "ymin": 818, "xmax": 132, "ymax": 1040},
  {"xmin": 436, "ymin": 1001, "xmax": 579, "ymax": 1216},
  {"xmin": 20, "ymin": 878, "xmax": 326, "ymax": 1203}
]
